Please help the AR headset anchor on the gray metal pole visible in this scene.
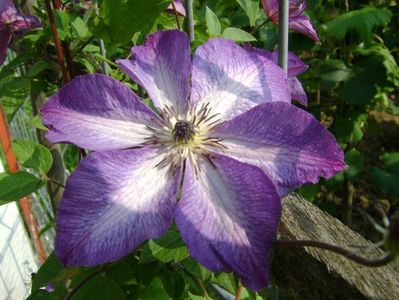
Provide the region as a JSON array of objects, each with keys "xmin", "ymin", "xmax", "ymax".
[
  {"xmin": 184, "ymin": 0, "xmax": 195, "ymax": 41},
  {"xmin": 278, "ymin": 0, "xmax": 289, "ymax": 74}
]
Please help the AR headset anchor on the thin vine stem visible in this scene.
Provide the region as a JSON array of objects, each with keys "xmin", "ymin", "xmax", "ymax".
[
  {"xmin": 277, "ymin": 239, "xmax": 394, "ymax": 267},
  {"xmin": 63, "ymin": 267, "xmax": 105, "ymax": 300},
  {"xmin": 44, "ymin": 0, "xmax": 70, "ymax": 83},
  {"xmin": 250, "ymin": 18, "xmax": 270, "ymax": 35},
  {"xmin": 45, "ymin": 177, "xmax": 66, "ymax": 189},
  {"xmin": 52, "ymin": 0, "xmax": 76, "ymax": 79},
  {"xmin": 171, "ymin": 0, "xmax": 181, "ymax": 30}
]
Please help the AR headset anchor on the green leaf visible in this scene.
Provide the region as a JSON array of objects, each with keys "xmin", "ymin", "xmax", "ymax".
[
  {"xmin": 371, "ymin": 167, "xmax": 399, "ymax": 198},
  {"xmin": 344, "ymin": 149, "xmax": 364, "ymax": 181},
  {"xmin": 222, "ymin": 28, "xmax": 256, "ymax": 42},
  {"xmin": 298, "ymin": 184, "xmax": 319, "ymax": 202},
  {"xmin": 54, "ymin": 10, "xmax": 71, "ymax": 40},
  {"xmin": 319, "ymin": 59, "xmax": 351, "ymax": 84},
  {"xmin": 28, "ymin": 61, "xmax": 52, "ymax": 78},
  {"xmin": 0, "ymin": 96, "xmax": 25, "ymax": 122},
  {"xmin": 0, "ymin": 76, "xmax": 31, "ymax": 99},
  {"xmin": 325, "ymin": 172, "xmax": 345, "ymax": 189},
  {"xmin": 354, "ymin": 45, "xmax": 399, "ymax": 87},
  {"xmin": 12, "ymin": 140, "xmax": 53, "ymax": 174},
  {"xmin": 160, "ymin": 267, "xmax": 185, "ymax": 300},
  {"xmin": 31, "ymin": 252, "xmax": 64, "ymax": 293},
  {"xmin": 326, "ymin": 7, "xmax": 392, "ymax": 41},
  {"xmin": 99, "ymin": 0, "xmax": 170, "ymax": 45},
  {"xmin": 71, "ymin": 16, "xmax": 91, "ymax": 40},
  {"xmin": 235, "ymin": 0, "xmax": 259, "ymax": 26},
  {"xmin": 105, "ymin": 262, "xmax": 135, "ymax": 285},
  {"xmin": 140, "ymin": 227, "xmax": 189, "ymax": 264},
  {"xmin": 71, "ymin": 275, "xmax": 125, "ymax": 300},
  {"xmin": 26, "ymin": 290, "xmax": 55, "ymax": 300},
  {"xmin": 382, "ymin": 152, "xmax": 399, "ymax": 176},
  {"xmin": 29, "ymin": 115, "xmax": 48, "ymax": 131},
  {"xmin": 181, "ymin": 257, "xmax": 212, "ymax": 283},
  {"xmin": 138, "ymin": 277, "xmax": 170, "ymax": 300},
  {"xmin": 343, "ymin": 55, "xmax": 387, "ymax": 106},
  {"xmin": 213, "ymin": 273, "xmax": 237, "ymax": 294},
  {"xmin": 136, "ymin": 262, "xmax": 161, "ymax": 285},
  {"xmin": 206, "ymin": 6, "xmax": 221, "ymax": 37},
  {"xmin": 331, "ymin": 117, "xmax": 364, "ymax": 144},
  {"xmin": 0, "ymin": 171, "xmax": 44, "ymax": 205},
  {"xmin": 188, "ymin": 291, "xmax": 205, "ymax": 300}
]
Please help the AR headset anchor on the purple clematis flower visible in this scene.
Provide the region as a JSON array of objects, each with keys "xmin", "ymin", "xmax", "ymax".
[
  {"xmin": 0, "ymin": 0, "xmax": 41, "ymax": 66},
  {"xmin": 245, "ymin": 46, "xmax": 309, "ymax": 105},
  {"xmin": 166, "ymin": 0, "xmax": 186, "ymax": 17},
  {"xmin": 41, "ymin": 30, "xmax": 344, "ymax": 290},
  {"xmin": 261, "ymin": 0, "xmax": 320, "ymax": 43}
]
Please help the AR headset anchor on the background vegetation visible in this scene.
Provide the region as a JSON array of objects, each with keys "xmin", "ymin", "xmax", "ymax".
[{"xmin": 0, "ymin": 0, "xmax": 398, "ymax": 299}]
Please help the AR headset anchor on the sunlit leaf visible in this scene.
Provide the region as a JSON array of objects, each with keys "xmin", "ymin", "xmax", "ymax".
[
  {"xmin": 29, "ymin": 115, "xmax": 48, "ymax": 131},
  {"xmin": 222, "ymin": 28, "xmax": 256, "ymax": 42},
  {"xmin": 206, "ymin": 6, "xmax": 221, "ymax": 37},
  {"xmin": 12, "ymin": 140, "xmax": 53, "ymax": 174},
  {"xmin": 235, "ymin": 0, "xmax": 259, "ymax": 26},
  {"xmin": 98, "ymin": 0, "xmax": 170, "ymax": 45},
  {"xmin": 140, "ymin": 227, "xmax": 189, "ymax": 264},
  {"xmin": 0, "ymin": 171, "xmax": 44, "ymax": 205},
  {"xmin": 326, "ymin": 7, "xmax": 392, "ymax": 41}
]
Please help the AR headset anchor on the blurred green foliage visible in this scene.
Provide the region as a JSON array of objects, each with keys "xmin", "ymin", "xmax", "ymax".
[{"xmin": 1, "ymin": 0, "xmax": 398, "ymax": 299}]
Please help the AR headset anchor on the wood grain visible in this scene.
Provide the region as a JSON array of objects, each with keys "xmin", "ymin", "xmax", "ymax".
[{"xmin": 272, "ymin": 193, "xmax": 399, "ymax": 299}]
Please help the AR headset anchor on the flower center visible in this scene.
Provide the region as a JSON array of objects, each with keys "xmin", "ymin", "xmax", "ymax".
[{"xmin": 173, "ymin": 120, "xmax": 196, "ymax": 144}]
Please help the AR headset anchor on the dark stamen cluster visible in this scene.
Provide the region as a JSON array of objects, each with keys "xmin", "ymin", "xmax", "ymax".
[{"xmin": 173, "ymin": 121, "xmax": 196, "ymax": 143}]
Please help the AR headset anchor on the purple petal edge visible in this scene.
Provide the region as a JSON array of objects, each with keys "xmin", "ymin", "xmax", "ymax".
[
  {"xmin": 56, "ymin": 147, "xmax": 180, "ymax": 266},
  {"xmin": 176, "ymin": 153, "xmax": 282, "ymax": 290}
]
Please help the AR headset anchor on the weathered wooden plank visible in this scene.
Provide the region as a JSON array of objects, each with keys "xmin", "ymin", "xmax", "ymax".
[{"xmin": 272, "ymin": 193, "xmax": 399, "ymax": 300}]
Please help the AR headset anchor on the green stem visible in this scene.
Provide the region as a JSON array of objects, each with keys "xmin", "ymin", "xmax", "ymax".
[
  {"xmin": 171, "ymin": 0, "xmax": 182, "ymax": 30},
  {"xmin": 63, "ymin": 267, "xmax": 105, "ymax": 300},
  {"xmin": 250, "ymin": 18, "xmax": 270, "ymax": 35}
]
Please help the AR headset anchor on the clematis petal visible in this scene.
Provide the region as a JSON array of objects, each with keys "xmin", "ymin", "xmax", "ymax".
[
  {"xmin": 289, "ymin": 15, "xmax": 320, "ymax": 43},
  {"xmin": 0, "ymin": 0, "xmax": 14, "ymax": 14},
  {"xmin": 261, "ymin": 0, "xmax": 320, "ymax": 43},
  {"xmin": 176, "ymin": 153, "xmax": 281, "ymax": 290},
  {"xmin": 41, "ymin": 74, "xmax": 160, "ymax": 151},
  {"xmin": 289, "ymin": 0, "xmax": 307, "ymax": 17},
  {"xmin": 286, "ymin": 51, "xmax": 309, "ymax": 77},
  {"xmin": 117, "ymin": 30, "xmax": 191, "ymax": 115},
  {"xmin": 236, "ymin": 45, "xmax": 308, "ymax": 105},
  {"xmin": 0, "ymin": 28, "xmax": 12, "ymax": 66},
  {"xmin": 243, "ymin": 47, "xmax": 308, "ymax": 78},
  {"xmin": 289, "ymin": 77, "xmax": 307, "ymax": 105},
  {"xmin": 261, "ymin": 0, "xmax": 278, "ymax": 19},
  {"xmin": 212, "ymin": 102, "xmax": 345, "ymax": 195},
  {"xmin": 56, "ymin": 146, "xmax": 180, "ymax": 266},
  {"xmin": 166, "ymin": 0, "xmax": 186, "ymax": 16},
  {"xmin": 191, "ymin": 38, "xmax": 290, "ymax": 122},
  {"xmin": 9, "ymin": 14, "xmax": 41, "ymax": 32}
]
